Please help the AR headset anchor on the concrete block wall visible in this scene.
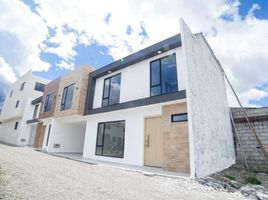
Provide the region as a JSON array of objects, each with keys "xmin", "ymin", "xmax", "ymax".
[{"xmin": 231, "ymin": 107, "xmax": 268, "ymax": 172}]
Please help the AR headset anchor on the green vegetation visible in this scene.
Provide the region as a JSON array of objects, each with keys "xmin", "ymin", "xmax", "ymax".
[
  {"xmin": 224, "ymin": 175, "xmax": 236, "ymax": 181},
  {"xmin": 245, "ymin": 176, "xmax": 262, "ymax": 185}
]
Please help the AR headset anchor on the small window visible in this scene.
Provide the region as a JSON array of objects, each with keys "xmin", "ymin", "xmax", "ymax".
[
  {"xmin": 102, "ymin": 73, "xmax": 121, "ymax": 106},
  {"xmin": 14, "ymin": 122, "xmax": 19, "ymax": 130},
  {"xmin": 20, "ymin": 82, "xmax": 25, "ymax": 91},
  {"xmin": 60, "ymin": 84, "xmax": 75, "ymax": 111},
  {"xmin": 95, "ymin": 121, "xmax": 125, "ymax": 158},
  {"xmin": 9, "ymin": 90, "xmax": 13, "ymax": 97},
  {"xmin": 171, "ymin": 113, "xmax": 188, "ymax": 122},
  {"xmin": 46, "ymin": 125, "xmax": 51, "ymax": 146},
  {"xmin": 15, "ymin": 100, "xmax": 19, "ymax": 108},
  {"xmin": 34, "ymin": 82, "xmax": 45, "ymax": 92},
  {"xmin": 150, "ymin": 54, "xmax": 178, "ymax": 96},
  {"xmin": 44, "ymin": 92, "xmax": 54, "ymax": 112},
  {"xmin": 32, "ymin": 104, "xmax": 39, "ymax": 119}
]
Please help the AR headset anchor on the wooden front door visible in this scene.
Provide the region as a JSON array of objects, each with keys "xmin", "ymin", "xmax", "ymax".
[
  {"xmin": 34, "ymin": 123, "xmax": 46, "ymax": 148},
  {"xmin": 144, "ymin": 116, "xmax": 162, "ymax": 167}
]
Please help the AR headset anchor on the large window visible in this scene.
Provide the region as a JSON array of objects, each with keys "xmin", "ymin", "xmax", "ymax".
[
  {"xmin": 32, "ymin": 104, "xmax": 39, "ymax": 119},
  {"xmin": 102, "ymin": 73, "xmax": 121, "ymax": 106},
  {"xmin": 150, "ymin": 54, "xmax": 178, "ymax": 96},
  {"xmin": 95, "ymin": 121, "xmax": 125, "ymax": 158},
  {"xmin": 34, "ymin": 82, "xmax": 45, "ymax": 92},
  {"xmin": 60, "ymin": 84, "xmax": 75, "ymax": 111},
  {"xmin": 44, "ymin": 92, "xmax": 54, "ymax": 112}
]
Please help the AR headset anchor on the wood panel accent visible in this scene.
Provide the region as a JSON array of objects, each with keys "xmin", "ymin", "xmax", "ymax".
[
  {"xmin": 162, "ymin": 102, "xmax": 190, "ymax": 172},
  {"xmin": 34, "ymin": 123, "xmax": 46, "ymax": 148},
  {"xmin": 144, "ymin": 116, "xmax": 162, "ymax": 167}
]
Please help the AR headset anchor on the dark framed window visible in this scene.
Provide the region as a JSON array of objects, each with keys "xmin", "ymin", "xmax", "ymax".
[
  {"xmin": 14, "ymin": 121, "xmax": 19, "ymax": 130},
  {"xmin": 34, "ymin": 82, "xmax": 45, "ymax": 92},
  {"xmin": 46, "ymin": 124, "xmax": 51, "ymax": 146},
  {"xmin": 9, "ymin": 90, "xmax": 13, "ymax": 97},
  {"xmin": 32, "ymin": 104, "xmax": 39, "ymax": 119},
  {"xmin": 60, "ymin": 83, "xmax": 75, "ymax": 111},
  {"xmin": 102, "ymin": 73, "xmax": 121, "ymax": 106},
  {"xmin": 44, "ymin": 92, "xmax": 54, "ymax": 112},
  {"xmin": 20, "ymin": 82, "xmax": 25, "ymax": 91},
  {"xmin": 95, "ymin": 121, "xmax": 125, "ymax": 158},
  {"xmin": 171, "ymin": 113, "xmax": 188, "ymax": 122},
  {"xmin": 15, "ymin": 100, "xmax": 19, "ymax": 108},
  {"xmin": 150, "ymin": 53, "xmax": 178, "ymax": 96}
]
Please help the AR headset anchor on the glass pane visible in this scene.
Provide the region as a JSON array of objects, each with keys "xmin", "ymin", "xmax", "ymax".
[
  {"xmin": 102, "ymin": 98, "xmax": 109, "ymax": 106},
  {"xmin": 63, "ymin": 84, "xmax": 75, "ymax": 110},
  {"xmin": 150, "ymin": 85, "xmax": 161, "ymax": 96},
  {"xmin": 172, "ymin": 113, "xmax": 188, "ymax": 122},
  {"xmin": 109, "ymin": 74, "xmax": 121, "ymax": 105},
  {"xmin": 161, "ymin": 54, "xmax": 178, "ymax": 94},
  {"xmin": 103, "ymin": 121, "xmax": 125, "ymax": 158},
  {"xmin": 44, "ymin": 92, "xmax": 54, "ymax": 112},
  {"xmin": 96, "ymin": 147, "xmax": 103, "ymax": 155},
  {"xmin": 103, "ymin": 79, "xmax": 110, "ymax": 99},
  {"xmin": 151, "ymin": 60, "xmax": 160, "ymax": 86},
  {"xmin": 96, "ymin": 124, "xmax": 104, "ymax": 146}
]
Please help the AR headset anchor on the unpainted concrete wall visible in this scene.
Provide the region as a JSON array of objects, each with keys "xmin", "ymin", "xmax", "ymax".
[{"xmin": 180, "ymin": 19, "xmax": 235, "ymax": 178}]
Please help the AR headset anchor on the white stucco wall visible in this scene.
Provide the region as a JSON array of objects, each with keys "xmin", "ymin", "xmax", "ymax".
[
  {"xmin": 46, "ymin": 119, "xmax": 86, "ymax": 153},
  {"xmin": 93, "ymin": 47, "xmax": 187, "ymax": 109},
  {"xmin": 83, "ymin": 99, "xmax": 185, "ymax": 166},
  {"xmin": 180, "ymin": 19, "xmax": 235, "ymax": 178},
  {"xmin": 0, "ymin": 118, "xmax": 21, "ymax": 145}
]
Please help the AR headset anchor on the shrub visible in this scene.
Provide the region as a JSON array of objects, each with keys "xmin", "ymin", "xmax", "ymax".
[
  {"xmin": 245, "ymin": 176, "xmax": 261, "ymax": 185},
  {"xmin": 224, "ymin": 175, "xmax": 236, "ymax": 181}
]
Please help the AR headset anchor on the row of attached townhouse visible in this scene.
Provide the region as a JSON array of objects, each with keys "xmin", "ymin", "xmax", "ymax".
[{"xmin": 0, "ymin": 20, "xmax": 236, "ymax": 178}]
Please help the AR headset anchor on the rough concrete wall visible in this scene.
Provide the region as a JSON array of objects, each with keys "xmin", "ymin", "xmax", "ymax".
[
  {"xmin": 180, "ymin": 19, "xmax": 235, "ymax": 178},
  {"xmin": 231, "ymin": 107, "xmax": 268, "ymax": 172}
]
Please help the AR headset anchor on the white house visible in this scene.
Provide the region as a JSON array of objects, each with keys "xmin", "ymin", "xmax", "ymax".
[
  {"xmin": 0, "ymin": 71, "xmax": 50, "ymax": 146},
  {"xmin": 82, "ymin": 20, "xmax": 236, "ymax": 178}
]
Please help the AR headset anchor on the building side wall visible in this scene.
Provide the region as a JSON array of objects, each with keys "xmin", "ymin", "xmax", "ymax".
[
  {"xmin": 93, "ymin": 48, "xmax": 187, "ymax": 109},
  {"xmin": 0, "ymin": 118, "xmax": 21, "ymax": 145},
  {"xmin": 231, "ymin": 108, "xmax": 268, "ymax": 172},
  {"xmin": 180, "ymin": 20, "xmax": 235, "ymax": 178}
]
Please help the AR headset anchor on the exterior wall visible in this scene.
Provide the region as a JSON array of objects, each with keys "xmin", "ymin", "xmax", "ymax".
[
  {"xmin": 39, "ymin": 78, "xmax": 61, "ymax": 119},
  {"xmin": 83, "ymin": 100, "xmax": 186, "ymax": 166},
  {"xmin": 0, "ymin": 71, "xmax": 49, "ymax": 146},
  {"xmin": 46, "ymin": 120, "xmax": 86, "ymax": 153},
  {"xmin": 180, "ymin": 19, "xmax": 235, "ymax": 178},
  {"xmin": 0, "ymin": 71, "xmax": 49, "ymax": 122},
  {"xmin": 231, "ymin": 107, "xmax": 268, "ymax": 172},
  {"xmin": 162, "ymin": 103, "xmax": 190, "ymax": 173},
  {"xmin": 0, "ymin": 118, "xmax": 21, "ymax": 144},
  {"xmin": 93, "ymin": 48, "xmax": 186, "ymax": 109},
  {"xmin": 54, "ymin": 65, "xmax": 94, "ymax": 117}
]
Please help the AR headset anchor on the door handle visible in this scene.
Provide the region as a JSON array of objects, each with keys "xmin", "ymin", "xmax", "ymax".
[{"xmin": 145, "ymin": 135, "xmax": 150, "ymax": 147}]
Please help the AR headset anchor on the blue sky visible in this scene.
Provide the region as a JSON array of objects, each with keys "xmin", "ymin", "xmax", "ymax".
[{"xmin": 0, "ymin": 0, "xmax": 268, "ymax": 108}]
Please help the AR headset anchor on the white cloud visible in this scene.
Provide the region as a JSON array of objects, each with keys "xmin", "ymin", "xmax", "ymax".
[
  {"xmin": 0, "ymin": 0, "xmax": 267, "ymax": 107},
  {"xmin": 0, "ymin": 57, "xmax": 16, "ymax": 83}
]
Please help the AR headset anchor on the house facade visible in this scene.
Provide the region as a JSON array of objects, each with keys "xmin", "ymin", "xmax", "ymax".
[
  {"xmin": 0, "ymin": 20, "xmax": 236, "ymax": 178},
  {"xmin": 82, "ymin": 20, "xmax": 236, "ymax": 178},
  {"xmin": 0, "ymin": 71, "xmax": 49, "ymax": 146}
]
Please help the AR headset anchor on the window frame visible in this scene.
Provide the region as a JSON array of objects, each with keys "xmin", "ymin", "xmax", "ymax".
[
  {"xmin": 171, "ymin": 113, "xmax": 188, "ymax": 122},
  {"xmin": 20, "ymin": 82, "xmax": 25, "ymax": 91},
  {"xmin": 32, "ymin": 104, "xmax": 39, "ymax": 119},
  {"xmin": 15, "ymin": 100, "xmax": 19, "ymax": 108},
  {"xmin": 60, "ymin": 83, "xmax": 75, "ymax": 111},
  {"xmin": 9, "ymin": 90, "xmax": 13, "ymax": 97},
  {"xmin": 34, "ymin": 82, "xmax": 45, "ymax": 92},
  {"xmin": 43, "ymin": 92, "xmax": 54, "ymax": 112},
  {"xmin": 101, "ymin": 73, "xmax": 121, "ymax": 107},
  {"xmin": 14, "ymin": 121, "xmax": 19, "ymax": 130},
  {"xmin": 95, "ymin": 120, "xmax": 125, "ymax": 158},
  {"xmin": 150, "ymin": 53, "xmax": 178, "ymax": 97}
]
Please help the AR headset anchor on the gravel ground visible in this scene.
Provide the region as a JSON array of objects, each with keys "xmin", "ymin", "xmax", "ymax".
[{"xmin": 0, "ymin": 144, "xmax": 248, "ymax": 200}]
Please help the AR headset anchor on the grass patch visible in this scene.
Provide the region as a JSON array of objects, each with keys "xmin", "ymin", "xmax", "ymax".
[
  {"xmin": 224, "ymin": 175, "xmax": 236, "ymax": 181},
  {"xmin": 245, "ymin": 176, "xmax": 261, "ymax": 185}
]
